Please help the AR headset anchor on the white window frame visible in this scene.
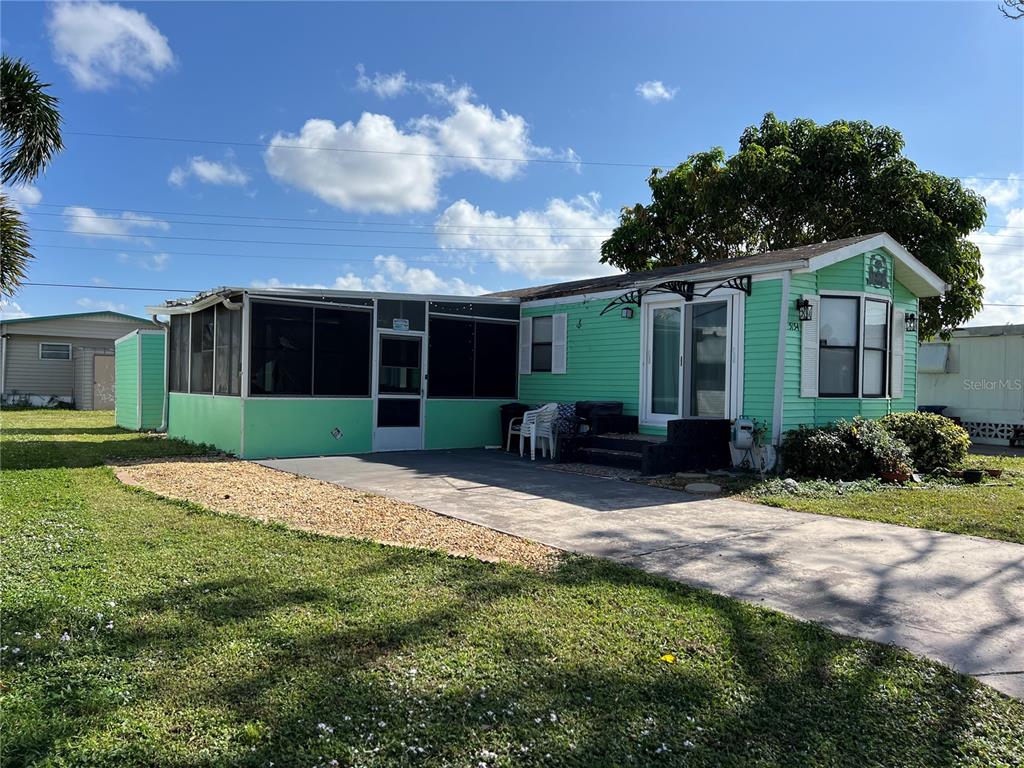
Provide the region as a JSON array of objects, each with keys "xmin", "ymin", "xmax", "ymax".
[
  {"xmin": 816, "ymin": 291, "xmax": 891, "ymax": 399},
  {"xmin": 39, "ymin": 342, "xmax": 72, "ymax": 361},
  {"xmin": 638, "ymin": 292, "xmax": 740, "ymax": 427}
]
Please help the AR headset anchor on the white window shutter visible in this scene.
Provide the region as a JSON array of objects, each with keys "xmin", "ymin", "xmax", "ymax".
[
  {"xmin": 890, "ymin": 308, "xmax": 905, "ymax": 399},
  {"xmin": 551, "ymin": 313, "xmax": 568, "ymax": 374},
  {"xmin": 800, "ymin": 294, "xmax": 820, "ymax": 398},
  {"xmin": 519, "ymin": 317, "xmax": 532, "ymax": 374}
]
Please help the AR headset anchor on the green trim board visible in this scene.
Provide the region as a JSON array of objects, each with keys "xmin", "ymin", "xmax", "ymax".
[
  {"xmin": 424, "ymin": 399, "xmax": 504, "ymax": 449},
  {"xmin": 741, "ymin": 278, "xmax": 783, "ymax": 439},
  {"xmin": 168, "ymin": 393, "xmax": 242, "ymax": 455},
  {"xmin": 241, "ymin": 398, "xmax": 373, "ymax": 459}
]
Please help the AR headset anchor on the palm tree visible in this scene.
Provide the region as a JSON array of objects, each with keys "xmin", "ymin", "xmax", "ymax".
[{"xmin": 1, "ymin": 55, "xmax": 63, "ymax": 297}]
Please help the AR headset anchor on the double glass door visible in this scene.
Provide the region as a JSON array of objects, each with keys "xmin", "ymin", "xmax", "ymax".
[{"xmin": 643, "ymin": 299, "xmax": 730, "ymax": 425}]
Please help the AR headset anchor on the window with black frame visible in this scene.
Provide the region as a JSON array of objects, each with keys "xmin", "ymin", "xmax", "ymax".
[
  {"xmin": 314, "ymin": 307, "xmax": 372, "ymax": 396},
  {"xmin": 168, "ymin": 314, "xmax": 189, "ymax": 392},
  {"xmin": 189, "ymin": 307, "xmax": 215, "ymax": 394},
  {"xmin": 214, "ymin": 303, "xmax": 242, "ymax": 395},
  {"xmin": 818, "ymin": 296, "xmax": 859, "ymax": 397},
  {"xmin": 862, "ymin": 299, "xmax": 889, "ymax": 397},
  {"xmin": 249, "ymin": 301, "xmax": 373, "ymax": 397},
  {"xmin": 427, "ymin": 316, "xmax": 517, "ymax": 398},
  {"xmin": 249, "ymin": 302, "xmax": 314, "ymax": 396}
]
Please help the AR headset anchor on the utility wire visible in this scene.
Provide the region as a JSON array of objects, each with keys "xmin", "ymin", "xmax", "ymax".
[
  {"xmin": 27, "ymin": 205, "xmax": 1024, "ymax": 236},
  {"xmin": 28, "ymin": 227, "xmax": 607, "ymax": 252},
  {"xmin": 19, "ymin": 282, "xmax": 1024, "ymax": 309},
  {"xmin": 65, "ymin": 130, "xmax": 1022, "ymax": 181}
]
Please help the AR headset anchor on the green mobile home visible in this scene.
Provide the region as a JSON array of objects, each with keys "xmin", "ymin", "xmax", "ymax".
[{"xmin": 136, "ymin": 232, "xmax": 945, "ymax": 466}]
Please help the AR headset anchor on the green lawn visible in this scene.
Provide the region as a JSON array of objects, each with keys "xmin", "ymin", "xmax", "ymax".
[{"xmin": 2, "ymin": 410, "xmax": 1023, "ymax": 767}]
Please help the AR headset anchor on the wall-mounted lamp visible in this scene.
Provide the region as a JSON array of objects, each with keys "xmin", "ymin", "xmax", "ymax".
[
  {"xmin": 905, "ymin": 312, "xmax": 918, "ymax": 332},
  {"xmin": 620, "ymin": 307, "xmax": 635, "ymax": 319},
  {"xmin": 796, "ymin": 298, "xmax": 814, "ymax": 322}
]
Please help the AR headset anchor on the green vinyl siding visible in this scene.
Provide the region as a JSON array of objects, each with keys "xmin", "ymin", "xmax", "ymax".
[
  {"xmin": 168, "ymin": 393, "xmax": 242, "ymax": 455},
  {"xmin": 741, "ymin": 279, "xmax": 782, "ymax": 438},
  {"xmin": 425, "ymin": 400, "xmax": 503, "ymax": 449},
  {"xmin": 781, "ymin": 250, "xmax": 919, "ymax": 432},
  {"xmin": 241, "ymin": 398, "xmax": 373, "ymax": 459},
  {"xmin": 114, "ymin": 335, "xmax": 138, "ymax": 430},
  {"xmin": 139, "ymin": 333, "xmax": 165, "ymax": 429},
  {"xmin": 518, "ymin": 300, "xmax": 641, "ymax": 413}
]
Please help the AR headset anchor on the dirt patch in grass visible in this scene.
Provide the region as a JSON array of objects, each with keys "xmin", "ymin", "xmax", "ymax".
[{"xmin": 113, "ymin": 457, "xmax": 558, "ymax": 570}]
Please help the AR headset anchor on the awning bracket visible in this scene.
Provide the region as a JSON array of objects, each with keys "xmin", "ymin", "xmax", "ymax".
[{"xmin": 599, "ymin": 275, "xmax": 752, "ymax": 315}]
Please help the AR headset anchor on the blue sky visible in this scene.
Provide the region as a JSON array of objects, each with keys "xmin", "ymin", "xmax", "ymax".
[{"xmin": 1, "ymin": 1, "xmax": 1021, "ymax": 325}]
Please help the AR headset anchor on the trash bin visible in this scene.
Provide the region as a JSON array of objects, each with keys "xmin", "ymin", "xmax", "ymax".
[{"xmin": 500, "ymin": 402, "xmax": 532, "ymax": 451}]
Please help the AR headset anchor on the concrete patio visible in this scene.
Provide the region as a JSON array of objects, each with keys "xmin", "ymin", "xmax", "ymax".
[{"xmin": 260, "ymin": 448, "xmax": 1024, "ymax": 699}]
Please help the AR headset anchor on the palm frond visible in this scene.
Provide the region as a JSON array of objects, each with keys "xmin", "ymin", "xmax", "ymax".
[
  {"xmin": 0, "ymin": 195, "xmax": 32, "ymax": 297},
  {"xmin": 1, "ymin": 55, "xmax": 64, "ymax": 186}
]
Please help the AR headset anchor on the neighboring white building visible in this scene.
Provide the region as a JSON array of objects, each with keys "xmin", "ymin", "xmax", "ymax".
[
  {"xmin": 0, "ymin": 311, "xmax": 162, "ymax": 409},
  {"xmin": 918, "ymin": 324, "xmax": 1024, "ymax": 445}
]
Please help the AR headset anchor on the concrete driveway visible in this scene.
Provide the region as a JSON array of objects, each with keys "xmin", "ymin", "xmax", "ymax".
[{"xmin": 260, "ymin": 449, "xmax": 1024, "ymax": 699}]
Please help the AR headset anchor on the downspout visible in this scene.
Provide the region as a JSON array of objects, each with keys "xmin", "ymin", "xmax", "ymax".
[{"xmin": 770, "ymin": 270, "xmax": 792, "ymax": 453}]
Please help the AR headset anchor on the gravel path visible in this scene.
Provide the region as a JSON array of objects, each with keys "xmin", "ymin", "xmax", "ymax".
[{"xmin": 113, "ymin": 457, "xmax": 557, "ymax": 570}]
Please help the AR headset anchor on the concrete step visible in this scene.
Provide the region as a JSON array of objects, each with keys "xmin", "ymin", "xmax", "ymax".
[{"xmin": 577, "ymin": 446, "xmax": 644, "ymax": 470}]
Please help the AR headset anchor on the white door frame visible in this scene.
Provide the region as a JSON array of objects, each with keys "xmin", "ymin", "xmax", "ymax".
[
  {"xmin": 639, "ymin": 292, "xmax": 739, "ymax": 428},
  {"xmin": 372, "ymin": 328, "xmax": 426, "ymax": 451}
]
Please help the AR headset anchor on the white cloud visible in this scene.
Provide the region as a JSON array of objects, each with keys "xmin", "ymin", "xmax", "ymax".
[
  {"xmin": 635, "ymin": 80, "xmax": 678, "ymax": 103},
  {"xmin": 355, "ymin": 64, "xmax": 409, "ymax": 98},
  {"xmin": 0, "ymin": 300, "xmax": 30, "ymax": 321},
  {"xmin": 965, "ymin": 174, "xmax": 1021, "ymax": 210},
  {"xmin": 48, "ymin": 1, "xmax": 174, "ymax": 90},
  {"xmin": 264, "ymin": 80, "xmax": 564, "ymax": 214},
  {"xmin": 434, "ymin": 195, "xmax": 619, "ymax": 281},
  {"xmin": 967, "ymin": 207, "xmax": 1024, "ymax": 327},
  {"xmin": 265, "ymin": 114, "xmax": 441, "ymax": 214},
  {"xmin": 168, "ymin": 156, "xmax": 249, "ymax": 187},
  {"xmin": 118, "ymin": 252, "xmax": 169, "ymax": 271},
  {"xmin": 64, "ymin": 206, "xmax": 170, "ymax": 238},
  {"xmin": 252, "ymin": 255, "xmax": 488, "ymax": 297},
  {"xmin": 1, "ymin": 184, "xmax": 42, "ymax": 212},
  {"xmin": 76, "ymin": 297, "xmax": 128, "ymax": 313}
]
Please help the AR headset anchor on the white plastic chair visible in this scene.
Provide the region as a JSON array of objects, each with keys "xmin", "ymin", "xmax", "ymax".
[{"xmin": 507, "ymin": 403, "xmax": 558, "ymax": 459}]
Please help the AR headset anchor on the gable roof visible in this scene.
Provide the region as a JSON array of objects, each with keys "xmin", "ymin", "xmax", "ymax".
[
  {"xmin": 0, "ymin": 310, "xmax": 158, "ymax": 327},
  {"xmin": 489, "ymin": 232, "xmax": 946, "ymax": 302}
]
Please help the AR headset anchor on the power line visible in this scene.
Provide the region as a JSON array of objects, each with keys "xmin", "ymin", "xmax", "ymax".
[
  {"xmin": 28, "ymin": 227, "xmax": 606, "ymax": 253},
  {"xmin": 27, "ymin": 205, "xmax": 1024, "ymax": 237},
  {"xmin": 19, "ymin": 281, "xmax": 1024, "ymax": 308},
  {"xmin": 26, "ymin": 209, "xmax": 611, "ymax": 240},
  {"xmin": 64, "ymin": 130, "xmax": 1023, "ymax": 181},
  {"xmin": 33, "ymin": 242, "xmax": 598, "ymax": 266},
  {"xmin": 25, "ymin": 282, "xmax": 198, "ymax": 293},
  {"xmin": 29, "ymin": 202, "xmax": 615, "ymax": 233}
]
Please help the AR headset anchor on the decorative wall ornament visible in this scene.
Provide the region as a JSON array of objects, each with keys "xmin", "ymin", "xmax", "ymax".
[
  {"xmin": 866, "ymin": 253, "xmax": 890, "ymax": 289},
  {"xmin": 600, "ymin": 275, "xmax": 752, "ymax": 316}
]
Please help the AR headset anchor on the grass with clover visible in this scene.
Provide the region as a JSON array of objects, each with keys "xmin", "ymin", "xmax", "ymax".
[{"xmin": 2, "ymin": 409, "xmax": 1023, "ymax": 767}]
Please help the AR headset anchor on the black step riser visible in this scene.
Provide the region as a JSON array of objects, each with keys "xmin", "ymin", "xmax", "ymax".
[
  {"xmin": 578, "ymin": 448, "xmax": 643, "ymax": 470},
  {"xmin": 587, "ymin": 436, "xmax": 648, "ymax": 453}
]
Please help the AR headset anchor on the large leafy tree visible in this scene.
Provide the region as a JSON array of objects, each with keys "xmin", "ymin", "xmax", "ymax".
[
  {"xmin": 1, "ymin": 55, "xmax": 63, "ymax": 297},
  {"xmin": 601, "ymin": 113, "xmax": 987, "ymax": 338}
]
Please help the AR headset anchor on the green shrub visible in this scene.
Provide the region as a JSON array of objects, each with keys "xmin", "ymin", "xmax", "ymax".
[
  {"xmin": 880, "ymin": 411, "xmax": 971, "ymax": 471},
  {"xmin": 780, "ymin": 417, "xmax": 912, "ymax": 481},
  {"xmin": 779, "ymin": 425, "xmax": 848, "ymax": 479}
]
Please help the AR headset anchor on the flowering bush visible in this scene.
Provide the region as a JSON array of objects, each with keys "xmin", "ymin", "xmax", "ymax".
[{"xmin": 880, "ymin": 411, "xmax": 971, "ymax": 472}]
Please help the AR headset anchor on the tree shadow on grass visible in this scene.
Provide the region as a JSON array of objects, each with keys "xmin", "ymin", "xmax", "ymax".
[{"xmin": 6, "ymin": 549, "xmax": 1020, "ymax": 768}]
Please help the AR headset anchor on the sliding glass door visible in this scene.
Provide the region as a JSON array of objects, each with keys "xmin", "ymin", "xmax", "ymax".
[{"xmin": 642, "ymin": 298, "xmax": 731, "ymax": 425}]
